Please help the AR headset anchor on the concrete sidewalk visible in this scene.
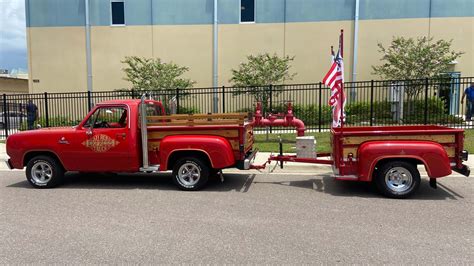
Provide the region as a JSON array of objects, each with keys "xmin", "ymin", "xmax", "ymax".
[{"xmin": 1, "ymin": 143, "xmax": 473, "ymax": 175}]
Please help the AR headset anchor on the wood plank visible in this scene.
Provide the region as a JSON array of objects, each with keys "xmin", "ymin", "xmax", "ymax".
[
  {"xmin": 148, "ymin": 119, "xmax": 243, "ymax": 126},
  {"xmin": 148, "ymin": 129, "xmax": 240, "ymax": 139},
  {"xmin": 342, "ymin": 134, "xmax": 455, "ymax": 145},
  {"xmin": 147, "ymin": 113, "xmax": 247, "ymax": 121}
]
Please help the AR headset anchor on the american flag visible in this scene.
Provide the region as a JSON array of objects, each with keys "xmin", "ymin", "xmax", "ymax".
[{"xmin": 322, "ymin": 50, "xmax": 345, "ymax": 127}]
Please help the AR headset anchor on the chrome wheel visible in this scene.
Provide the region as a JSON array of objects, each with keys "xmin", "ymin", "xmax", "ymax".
[
  {"xmin": 31, "ymin": 161, "xmax": 53, "ymax": 185},
  {"xmin": 384, "ymin": 166, "xmax": 413, "ymax": 193},
  {"xmin": 177, "ymin": 162, "xmax": 201, "ymax": 187}
]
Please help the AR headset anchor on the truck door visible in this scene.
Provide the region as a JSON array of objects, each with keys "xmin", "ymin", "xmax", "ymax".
[{"xmin": 67, "ymin": 105, "xmax": 134, "ymax": 172}]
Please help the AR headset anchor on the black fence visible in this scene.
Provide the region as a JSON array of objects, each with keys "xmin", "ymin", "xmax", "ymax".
[{"xmin": 1, "ymin": 76, "xmax": 473, "ymax": 139}]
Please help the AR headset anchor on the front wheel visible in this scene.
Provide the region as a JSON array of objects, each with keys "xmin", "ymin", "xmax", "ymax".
[
  {"xmin": 375, "ymin": 161, "xmax": 420, "ymax": 199},
  {"xmin": 172, "ymin": 157, "xmax": 209, "ymax": 191},
  {"xmin": 26, "ymin": 156, "xmax": 64, "ymax": 188}
]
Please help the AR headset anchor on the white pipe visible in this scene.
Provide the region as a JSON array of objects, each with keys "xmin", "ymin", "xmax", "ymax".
[
  {"xmin": 212, "ymin": 0, "xmax": 219, "ymax": 113},
  {"xmin": 351, "ymin": 0, "xmax": 359, "ymax": 101},
  {"xmin": 85, "ymin": 0, "xmax": 93, "ymax": 95}
]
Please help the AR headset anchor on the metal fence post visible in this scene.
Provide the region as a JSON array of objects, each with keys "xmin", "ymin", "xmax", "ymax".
[
  {"xmin": 131, "ymin": 89, "xmax": 135, "ymax": 99},
  {"xmin": 370, "ymin": 80, "xmax": 374, "ymax": 126},
  {"xmin": 44, "ymin": 92, "xmax": 49, "ymax": 127},
  {"xmin": 176, "ymin": 87, "xmax": 180, "ymax": 114},
  {"xmin": 424, "ymin": 78, "xmax": 429, "ymax": 125},
  {"xmin": 87, "ymin": 90, "xmax": 92, "ymax": 111},
  {"xmin": 269, "ymin": 84, "xmax": 273, "ymax": 112},
  {"xmin": 318, "ymin": 82, "xmax": 322, "ymax": 132},
  {"xmin": 221, "ymin": 86, "xmax": 225, "ymax": 113},
  {"xmin": 269, "ymin": 84, "xmax": 273, "ymax": 133},
  {"xmin": 2, "ymin": 94, "xmax": 8, "ymax": 138}
]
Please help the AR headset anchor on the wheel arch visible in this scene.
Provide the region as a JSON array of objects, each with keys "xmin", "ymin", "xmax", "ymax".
[
  {"xmin": 23, "ymin": 150, "xmax": 65, "ymax": 170},
  {"xmin": 166, "ymin": 150, "xmax": 212, "ymax": 170},
  {"xmin": 358, "ymin": 140, "xmax": 452, "ymax": 181}
]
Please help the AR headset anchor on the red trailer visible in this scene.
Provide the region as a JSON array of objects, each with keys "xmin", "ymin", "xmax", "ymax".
[{"xmin": 265, "ymin": 124, "xmax": 470, "ymax": 198}]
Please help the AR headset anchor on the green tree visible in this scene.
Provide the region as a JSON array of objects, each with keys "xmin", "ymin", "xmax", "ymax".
[
  {"xmin": 229, "ymin": 53, "xmax": 296, "ymax": 110},
  {"xmin": 372, "ymin": 36, "xmax": 463, "ymax": 99},
  {"xmin": 121, "ymin": 56, "xmax": 195, "ymax": 101}
]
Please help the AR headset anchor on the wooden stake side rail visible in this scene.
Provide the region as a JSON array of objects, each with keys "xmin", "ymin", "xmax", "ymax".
[{"xmin": 147, "ymin": 113, "xmax": 248, "ymax": 126}]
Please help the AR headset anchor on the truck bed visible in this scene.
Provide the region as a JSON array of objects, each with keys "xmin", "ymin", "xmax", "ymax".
[{"xmin": 145, "ymin": 113, "xmax": 254, "ymax": 163}]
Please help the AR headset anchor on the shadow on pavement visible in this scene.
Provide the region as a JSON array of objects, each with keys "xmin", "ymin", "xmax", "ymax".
[
  {"xmin": 254, "ymin": 176, "xmax": 462, "ymax": 200},
  {"xmin": 7, "ymin": 172, "xmax": 463, "ymax": 199},
  {"xmin": 7, "ymin": 172, "xmax": 254, "ymax": 192}
]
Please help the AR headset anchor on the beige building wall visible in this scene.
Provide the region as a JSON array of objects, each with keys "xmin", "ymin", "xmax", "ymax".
[
  {"xmin": 28, "ymin": 27, "xmax": 87, "ymax": 93},
  {"xmin": 430, "ymin": 17, "xmax": 474, "ymax": 76},
  {"xmin": 152, "ymin": 25, "xmax": 213, "ymax": 88},
  {"xmin": 90, "ymin": 26, "xmax": 153, "ymax": 90},
  {"xmin": 0, "ymin": 77, "xmax": 29, "ymax": 94}
]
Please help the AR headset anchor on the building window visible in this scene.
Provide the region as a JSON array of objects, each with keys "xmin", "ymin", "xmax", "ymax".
[
  {"xmin": 111, "ymin": 1, "xmax": 125, "ymax": 25},
  {"xmin": 240, "ymin": 0, "xmax": 255, "ymax": 23}
]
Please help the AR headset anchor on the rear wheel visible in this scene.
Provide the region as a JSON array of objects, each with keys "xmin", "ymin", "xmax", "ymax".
[
  {"xmin": 172, "ymin": 157, "xmax": 209, "ymax": 191},
  {"xmin": 375, "ymin": 161, "xmax": 420, "ymax": 199},
  {"xmin": 26, "ymin": 155, "xmax": 64, "ymax": 188}
]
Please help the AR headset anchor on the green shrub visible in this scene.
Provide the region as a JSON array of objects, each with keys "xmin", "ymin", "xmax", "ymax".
[{"xmin": 176, "ymin": 106, "xmax": 200, "ymax": 114}]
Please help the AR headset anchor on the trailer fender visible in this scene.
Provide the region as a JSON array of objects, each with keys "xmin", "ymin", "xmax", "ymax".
[
  {"xmin": 160, "ymin": 135, "xmax": 235, "ymax": 170},
  {"xmin": 357, "ymin": 141, "xmax": 451, "ymax": 181}
]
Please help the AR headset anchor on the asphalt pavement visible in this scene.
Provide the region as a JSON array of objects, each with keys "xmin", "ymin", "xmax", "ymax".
[{"xmin": 1, "ymin": 143, "xmax": 473, "ymax": 264}]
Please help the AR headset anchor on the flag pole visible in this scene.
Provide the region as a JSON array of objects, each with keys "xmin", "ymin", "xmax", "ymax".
[{"xmin": 339, "ymin": 29, "xmax": 345, "ymax": 131}]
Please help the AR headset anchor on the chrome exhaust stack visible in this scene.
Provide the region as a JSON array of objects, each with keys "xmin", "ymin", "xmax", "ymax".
[{"xmin": 139, "ymin": 93, "xmax": 159, "ymax": 172}]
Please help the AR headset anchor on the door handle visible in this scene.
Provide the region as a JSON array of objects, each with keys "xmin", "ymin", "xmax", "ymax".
[{"xmin": 116, "ymin": 133, "xmax": 126, "ymax": 140}]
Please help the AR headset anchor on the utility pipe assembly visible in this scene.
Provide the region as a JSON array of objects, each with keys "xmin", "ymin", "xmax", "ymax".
[{"xmin": 251, "ymin": 102, "xmax": 306, "ymax": 136}]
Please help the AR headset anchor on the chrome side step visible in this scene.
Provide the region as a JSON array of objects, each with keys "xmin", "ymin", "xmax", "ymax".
[{"xmin": 139, "ymin": 165, "xmax": 160, "ymax": 172}]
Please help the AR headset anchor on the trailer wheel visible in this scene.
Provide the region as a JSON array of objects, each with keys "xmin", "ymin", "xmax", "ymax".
[
  {"xmin": 375, "ymin": 160, "xmax": 420, "ymax": 199},
  {"xmin": 172, "ymin": 157, "xmax": 209, "ymax": 191},
  {"xmin": 26, "ymin": 155, "xmax": 64, "ymax": 188}
]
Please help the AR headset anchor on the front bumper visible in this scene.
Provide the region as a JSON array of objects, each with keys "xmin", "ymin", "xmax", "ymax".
[{"xmin": 4, "ymin": 159, "xmax": 13, "ymax": 170}]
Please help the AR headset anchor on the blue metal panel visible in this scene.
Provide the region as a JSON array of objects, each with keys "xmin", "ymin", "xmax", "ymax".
[
  {"xmin": 431, "ymin": 0, "xmax": 474, "ymax": 17},
  {"xmin": 285, "ymin": 0, "xmax": 354, "ymax": 22},
  {"xmin": 257, "ymin": 0, "xmax": 285, "ymax": 23},
  {"xmin": 218, "ymin": 0, "xmax": 240, "ymax": 24},
  {"xmin": 127, "ymin": 0, "xmax": 153, "ymax": 25},
  {"xmin": 90, "ymin": 0, "xmax": 152, "ymax": 26},
  {"xmin": 359, "ymin": 0, "xmax": 430, "ymax": 20},
  {"xmin": 27, "ymin": 0, "xmax": 85, "ymax": 27},
  {"xmin": 153, "ymin": 0, "xmax": 213, "ymax": 25},
  {"xmin": 89, "ymin": 0, "xmax": 109, "ymax": 26},
  {"xmin": 25, "ymin": 0, "xmax": 474, "ymax": 27}
]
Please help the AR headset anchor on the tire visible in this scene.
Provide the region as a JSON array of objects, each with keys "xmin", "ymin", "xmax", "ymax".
[
  {"xmin": 172, "ymin": 157, "xmax": 209, "ymax": 191},
  {"xmin": 375, "ymin": 160, "xmax": 421, "ymax": 199},
  {"xmin": 26, "ymin": 155, "xmax": 64, "ymax": 188}
]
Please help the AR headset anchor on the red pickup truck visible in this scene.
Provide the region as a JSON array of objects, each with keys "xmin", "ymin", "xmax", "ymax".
[{"xmin": 5, "ymin": 96, "xmax": 256, "ymax": 190}]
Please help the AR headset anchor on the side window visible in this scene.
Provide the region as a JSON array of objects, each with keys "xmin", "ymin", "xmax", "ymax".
[
  {"xmin": 111, "ymin": 1, "xmax": 125, "ymax": 25},
  {"xmin": 240, "ymin": 0, "xmax": 255, "ymax": 23},
  {"xmin": 85, "ymin": 107, "xmax": 127, "ymax": 129}
]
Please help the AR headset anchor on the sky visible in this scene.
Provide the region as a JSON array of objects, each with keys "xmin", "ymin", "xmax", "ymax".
[{"xmin": 0, "ymin": 0, "xmax": 27, "ymax": 72}]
